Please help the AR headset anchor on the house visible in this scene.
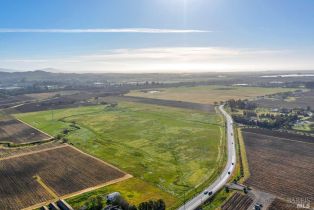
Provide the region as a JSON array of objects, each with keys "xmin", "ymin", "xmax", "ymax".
[{"xmin": 107, "ymin": 192, "xmax": 121, "ymax": 203}]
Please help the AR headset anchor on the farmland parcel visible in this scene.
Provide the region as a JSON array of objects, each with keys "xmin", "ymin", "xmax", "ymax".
[
  {"xmin": 242, "ymin": 128, "xmax": 314, "ymax": 205},
  {"xmin": 127, "ymin": 85, "xmax": 297, "ymax": 104},
  {"xmin": 0, "ymin": 117, "xmax": 51, "ymax": 144},
  {"xmin": 0, "ymin": 145, "xmax": 128, "ymax": 210},
  {"xmin": 16, "ymin": 101, "xmax": 226, "ymax": 207}
]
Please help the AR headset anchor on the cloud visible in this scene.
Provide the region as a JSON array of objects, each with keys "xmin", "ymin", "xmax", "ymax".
[
  {"xmin": 1, "ymin": 47, "xmax": 310, "ymax": 73},
  {"xmin": 0, "ymin": 28, "xmax": 209, "ymax": 33},
  {"xmin": 78, "ymin": 47, "xmax": 289, "ymax": 63}
]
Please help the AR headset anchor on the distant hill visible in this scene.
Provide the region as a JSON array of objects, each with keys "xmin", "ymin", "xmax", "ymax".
[
  {"xmin": 1, "ymin": 68, "xmax": 314, "ymax": 86},
  {"xmin": 0, "ymin": 68, "xmax": 20, "ymax": 72}
]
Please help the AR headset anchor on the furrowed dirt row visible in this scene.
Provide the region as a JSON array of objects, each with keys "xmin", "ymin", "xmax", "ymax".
[
  {"xmin": 242, "ymin": 128, "xmax": 314, "ymax": 205},
  {"xmin": 0, "ymin": 145, "xmax": 130, "ymax": 210},
  {"xmin": 0, "ymin": 117, "xmax": 51, "ymax": 144}
]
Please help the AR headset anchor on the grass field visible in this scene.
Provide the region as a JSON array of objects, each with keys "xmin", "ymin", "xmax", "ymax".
[
  {"xmin": 67, "ymin": 178, "xmax": 177, "ymax": 209},
  {"xmin": 16, "ymin": 102, "xmax": 225, "ymax": 207},
  {"xmin": 127, "ymin": 85, "xmax": 297, "ymax": 104}
]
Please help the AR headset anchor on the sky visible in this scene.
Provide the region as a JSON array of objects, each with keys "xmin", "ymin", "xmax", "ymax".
[{"xmin": 0, "ymin": 0, "xmax": 314, "ymax": 73}]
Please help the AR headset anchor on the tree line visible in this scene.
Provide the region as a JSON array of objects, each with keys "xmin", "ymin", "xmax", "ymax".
[
  {"xmin": 232, "ymin": 113, "xmax": 299, "ymax": 129},
  {"xmin": 226, "ymin": 99, "xmax": 257, "ymax": 110},
  {"xmin": 82, "ymin": 196, "xmax": 166, "ymax": 210}
]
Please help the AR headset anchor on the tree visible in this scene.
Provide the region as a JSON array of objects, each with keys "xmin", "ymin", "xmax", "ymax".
[
  {"xmin": 85, "ymin": 196, "xmax": 103, "ymax": 210},
  {"xmin": 113, "ymin": 197, "xmax": 130, "ymax": 210},
  {"xmin": 225, "ymin": 186, "xmax": 230, "ymax": 193},
  {"xmin": 138, "ymin": 199, "xmax": 165, "ymax": 210}
]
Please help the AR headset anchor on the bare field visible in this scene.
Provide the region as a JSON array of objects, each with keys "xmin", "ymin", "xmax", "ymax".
[
  {"xmin": 24, "ymin": 90, "xmax": 80, "ymax": 100},
  {"xmin": 127, "ymin": 85, "xmax": 296, "ymax": 104},
  {"xmin": 268, "ymin": 198, "xmax": 309, "ymax": 210},
  {"xmin": 0, "ymin": 117, "xmax": 51, "ymax": 144},
  {"xmin": 13, "ymin": 91, "xmax": 122, "ymax": 113},
  {"xmin": 112, "ymin": 96, "xmax": 214, "ymax": 112},
  {"xmin": 255, "ymin": 89, "xmax": 314, "ymax": 110},
  {"xmin": 0, "ymin": 95, "xmax": 31, "ymax": 109},
  {"xmin": 0, "ymin": 145, "xmax": 128, "ymax": 210},
  {"xmin": 221, "ymin": 192, "xmax": 253, "ymax": 210},
  {"xmin": 0, "ymin": 141, "xmax": 62, "ymax": 159},
  {"xmin": 242, "ymin": 128, "xmax": 314, "ymax": 204},
  {"xmin": 13, "ymin": 94, "xmax": 96, "ymax": 113}
]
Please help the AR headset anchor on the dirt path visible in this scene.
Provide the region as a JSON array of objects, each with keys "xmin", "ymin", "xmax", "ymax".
[
  {"xmin": 0, "ymin": 144, "xmax": 68, "ymax": 161},
  {"xmin": 247, "ymin": 189, "xmax": 276, "ymax": 210}
]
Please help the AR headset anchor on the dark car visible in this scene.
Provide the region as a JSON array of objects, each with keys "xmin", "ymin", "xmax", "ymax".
[{"xmin": 204, "ymin": 190, "xmax": 213, "ymax": 196}]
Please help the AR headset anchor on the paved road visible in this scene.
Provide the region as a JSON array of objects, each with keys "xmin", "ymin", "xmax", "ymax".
[{"xmin": 178, "ymin": 105, "xmax": 236, "ymax": 210}]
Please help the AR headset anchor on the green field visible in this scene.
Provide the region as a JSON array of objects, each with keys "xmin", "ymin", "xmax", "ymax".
[
  {"xmin": 16, "ymin": 102, "xmax": 225, "ymax": 207},
  {"xmin": 127, "ymin": 85, "xmax": 297, "ymax": 104}
]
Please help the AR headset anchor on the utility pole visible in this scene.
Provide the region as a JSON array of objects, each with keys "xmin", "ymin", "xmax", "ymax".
[{"xmin": 184, "ymin": 191, "xmax": 186, "ymax": 210}]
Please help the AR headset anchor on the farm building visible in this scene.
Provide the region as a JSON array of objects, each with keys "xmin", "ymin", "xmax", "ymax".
[{"xmin": 107, "ymin": 192, "xmax": 121, "ymax": 202}]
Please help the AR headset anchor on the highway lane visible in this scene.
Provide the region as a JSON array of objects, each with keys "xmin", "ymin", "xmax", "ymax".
[{"xmin": 178, "ymin": 105, "xmax": 236, "ymax": 210}]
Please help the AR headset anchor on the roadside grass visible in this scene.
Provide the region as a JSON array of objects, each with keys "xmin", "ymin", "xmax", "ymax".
[
  {"xmin": 177, "ymin": 112, "xmax": 227, "ymax": 206},
  {"xmin": 202, "ymin": 123, "xmax": 250, "ymax": 210},
  {"xmin": 293, "ymin": 122, "xmax": 313, "ymax": 132},
  {"xmin": 202, "ymin": 189, "xmax": 231, "ymax": 210},
  {"xmin": 16, "ymin": 102, "xmax": 225, "ymax": 207},
  {"xmin": 66, "ymin": 178, "xmax": 178, "ymax": 209},
  {"xmin": 237, "ymin": 128, "xmax": 250, "ymax": 181},
  {"xmin": 126, "ymin": 85, "xmax": 298, "ymax": 104}
]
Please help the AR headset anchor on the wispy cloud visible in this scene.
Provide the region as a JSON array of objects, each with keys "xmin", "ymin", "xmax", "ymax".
[
  {"xmin": 0, "ymin": 28, "xmax": 209, "ymax": 33},
  {"xmin": 1, "ymin": 47, "xmax": 301, "ymax": 73}
]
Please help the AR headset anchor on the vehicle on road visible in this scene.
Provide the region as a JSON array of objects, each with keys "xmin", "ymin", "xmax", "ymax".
[{"xmin": 178, "ymin": 105, "xmax": 236, "ymax": 210}]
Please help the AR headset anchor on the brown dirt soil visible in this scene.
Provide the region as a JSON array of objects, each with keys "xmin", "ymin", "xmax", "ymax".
[
  {"xmin": 0, "ymin": 118, "xmax": 51, "ymax": 144},
  {"xmin": 106, "ymin": 96, "xmax": 214, "ymax": 112},
  {"xmin": 242, "ymin": 128, "xmax": 314, "ymax": 206},
  {"xmin": 221, "ymin": 192, "xmax": 253, "ymax": 210},
  {"xmin": 268, "ymin": 198, "xmax": 310, "ymax": 210},
  {"xmin": 0, "ymin": 145, "xmax": 129, "ymax": 210},
  {"xmin": 241, "ymin": 128, "xmax": 314, "ymax": 144}
]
